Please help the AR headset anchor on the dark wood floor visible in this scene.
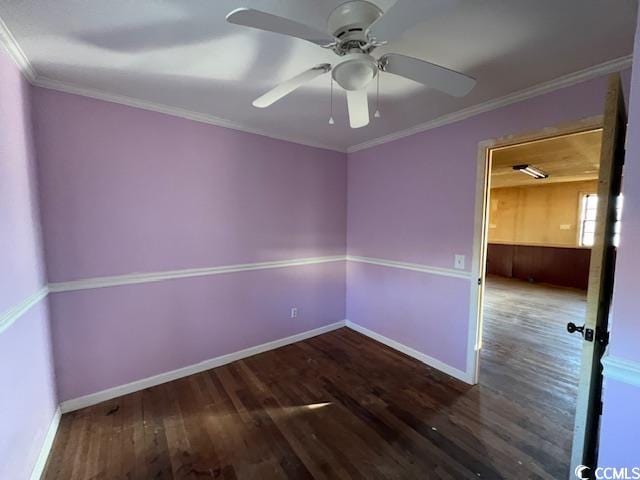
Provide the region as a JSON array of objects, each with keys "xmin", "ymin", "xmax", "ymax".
[{"xmin": 43, "ymin": 276, "xmax": 586, "ymax": 479}]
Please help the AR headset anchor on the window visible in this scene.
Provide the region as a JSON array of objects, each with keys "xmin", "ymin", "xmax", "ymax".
[
  {"xmin": 580, "ymin": 194, "xmax": 598, "ymax": 247},
  {"xmin": 579, "ymin": 194, "xmax": 623, "ymax": 247}
]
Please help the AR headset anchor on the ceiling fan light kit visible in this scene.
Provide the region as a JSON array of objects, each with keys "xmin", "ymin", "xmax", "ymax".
[
  {"xmin": 227, "ymin": 0, "xmax": 476, "ymax": 129},
  {"xmin": 332, "ymin": 53, "xmax": 378, "ymax": 91}
]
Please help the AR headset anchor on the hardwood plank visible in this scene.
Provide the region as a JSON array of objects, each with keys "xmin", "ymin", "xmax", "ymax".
[{"xmin": 43, "ymin": 276, "xmax": 583, "ymax": 478}]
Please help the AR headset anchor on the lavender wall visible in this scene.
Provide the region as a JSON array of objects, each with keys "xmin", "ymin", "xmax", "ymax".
[
  {"xmin": 52, "ymin": 263, "xmax": 345, "ymax": 400},
  {"xmin": 347, "ymin": 71, "xmax": 630, "ymax": 376},
  {"xmin": 32, "ymin": 90, "xmax": 347, "ymax": 281},
  {"xmin": 31, "ymin": 89, "xmax": 347, "ymax": 401},
  {"xmin": 599, "ymin": 11, "xmax": 640, "ymax": 468},
  {"xmin": 608, "ymin": 15, "xmax": 640, "ymax": 366},
  {"xmin": 347, "ymin": 263, "xmax": 470, "ymax": 372},
  {"xmin": 0, "ymin": 49, "xmax": 57, "ymax": 479},
  {"xmin": 8, "ymin": 33, "xmax": 637, "ymax": 471}
]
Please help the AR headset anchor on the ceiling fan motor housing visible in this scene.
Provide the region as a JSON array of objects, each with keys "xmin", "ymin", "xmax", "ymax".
[
  {"xmin": 332, "ymin": 52, "xmax": 378, "ymax": 91},
  {"xmin": 328, "ymin": 1, "xmax": 382, "ymax": 45}
]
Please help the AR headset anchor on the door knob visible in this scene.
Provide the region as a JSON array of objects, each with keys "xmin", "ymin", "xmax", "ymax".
[{"xmin": 567, "ymin": 322, "xmax": 585, "ymax": 336}]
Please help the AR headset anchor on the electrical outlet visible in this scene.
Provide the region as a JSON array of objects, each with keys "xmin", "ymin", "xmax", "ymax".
[
  {"xmin": 290, "ymin": 307, "xmax": 298, "ymax": 318},
  {"xmin": 454, "ymin": 254, "xmax": 465, "ymax": 270}
]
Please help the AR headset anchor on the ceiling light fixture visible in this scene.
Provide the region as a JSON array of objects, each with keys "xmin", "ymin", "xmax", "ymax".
[{"xmin": 512, "ymin": 164, "xmax": 549, "ymax": 179}]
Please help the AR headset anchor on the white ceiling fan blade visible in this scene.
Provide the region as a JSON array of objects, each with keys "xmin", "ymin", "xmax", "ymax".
[
  {"xmin": 369, "ymin": 0, "xmax": 460, "ymax": 43},
  {"xmin": 346, "ymin": 89, "xmax": 370, "ymax": 129},
  {"xmin": 253, "ymin": 64, "xmax": 331, "ymax": 108},
  {"xmin": 226, "ymin": 8, "xmax": 334, "ymax": 45},
  {"xmin": 380, "ymin": 53, "xmax": 476, "ymax": 97}
]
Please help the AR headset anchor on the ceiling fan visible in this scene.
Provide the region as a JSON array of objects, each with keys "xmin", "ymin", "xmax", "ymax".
[{"xmin": 226, "ymin": 0, "xmax": 476, "ymax": 128}]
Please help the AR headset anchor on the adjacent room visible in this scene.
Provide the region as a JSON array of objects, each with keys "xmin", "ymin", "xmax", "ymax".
[
  {"xmin": 487, "ymin": 130, "xmax": 603, "ymax": 290},
  {"xmin": 2, "ymin": 1, "xmax": 640, "ymax": 479},
  {"xmin": 479, "ymin": 130, "xmax": 605, "ymax": 470}
]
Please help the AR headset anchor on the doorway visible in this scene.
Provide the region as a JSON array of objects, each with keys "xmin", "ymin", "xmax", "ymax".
[
  {"xmin": 482, "ymin": 128, "xmax": 603, "ymax": 475},
  {"xmin": 467, "ymin": 74, "xmax": 627, "ymax": 478},
  {"xmin": 468, "ymin": 74, "xmax": 626, "ymax": 479}
]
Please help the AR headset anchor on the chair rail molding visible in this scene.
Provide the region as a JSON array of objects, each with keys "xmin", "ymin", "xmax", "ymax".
[
  {"xmin": 48, "ymin": 256, "xmax": 347, "ymax": 293},
  {"xmin": 0, "ymin": 286, "xmax": 49, "ymax": 334},
  {"xmin": 347, "ymin": 255, "xmax": 472, "ymax": 280},
  {"xmin": 602, "ymin": 348, "xmax": 640, "ymax": 388}
]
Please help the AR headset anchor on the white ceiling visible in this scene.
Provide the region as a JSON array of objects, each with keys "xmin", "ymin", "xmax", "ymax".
[{"xmin": 0, "ymin": 0, "xmax": 636, "ymax": 151}]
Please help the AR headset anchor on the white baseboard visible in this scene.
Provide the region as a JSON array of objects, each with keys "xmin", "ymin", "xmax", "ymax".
[
  {"xmin": 345, "ymin": 320, "xmax": 473, "ymax": 384},
  {"xmin": 60, "ymin": 320, "xmax": 347, "ymax": 413},
  {"xmin": 29, "ymin": 407, "xmax": 61, "ymax": 480}
]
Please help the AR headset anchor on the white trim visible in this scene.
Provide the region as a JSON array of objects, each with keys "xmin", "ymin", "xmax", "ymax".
[
  {"xmin": 31, "ymin": 76, "xmax": 345, "ymax": 153},
  {"xmin": 4, "ymin": 256, "xmax": 472, "ymax": 297},
  {"xmin": 49, "ymin": 256, "xmax": 347, "ymax": 293},
  {"xmin": 29, "ymin": 407, "xmax": 61, "ymax": 480},
  {"xmin": 466, "ymin": 118, "xmax": 605, "ymax": 388},
  {"xmin": 346, "ymin": 254, "xmax": 472, "ymax": 280},
  {"xmin": 0, "ymin": 15, "xmax": 37, "ymax": 82},
  {"xmin": 345, "ymin": 320, "xmax": 473, "ymax": 384},
  {"xmin": 466, "ymin": 140, "xmax": 493, "ymax": 385},
  {"xmin": 0, "ymin": 15, "xmax": 343, "ymax": 153},
  {"xmin": 1, "ymin": 12, "xmax": 630, "ymax": 155},
  {"xmin": 0, "ymin": 286, "xmax": 49, "ymax": 334},
  {"xmin": 60, "ymin": 320, "xmax": 346, "ymax": 413},
  {"xmin": 346, "ymin": 55, "xmax": 632, "ymax": 153},
  {"xmin": 602, "ymin": 349, "xmax": 640, "ymax": 388},
  {"xmin": 34, "ymin": 54, "xmax": 631, "ymax": 156}
]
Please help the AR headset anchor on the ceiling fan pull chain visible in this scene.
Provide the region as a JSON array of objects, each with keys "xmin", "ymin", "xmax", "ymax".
[
  {"xmin": 329, "ymin": 76, "xmax": 335, "ymax": 125},
  {"xmin": 374, "ymin": 72, "xmax": 381, "ymax": 118}
]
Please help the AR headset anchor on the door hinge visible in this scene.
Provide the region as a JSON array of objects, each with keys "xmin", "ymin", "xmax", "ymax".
[{"xmin": 478, "ymin": 277, "xmax": 482, "ymax": 286}]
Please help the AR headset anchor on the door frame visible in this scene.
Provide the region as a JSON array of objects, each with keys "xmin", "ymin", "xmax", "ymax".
[{"xmin": 466, "ymin": 114, "xmax": 604, "ymax": 384}]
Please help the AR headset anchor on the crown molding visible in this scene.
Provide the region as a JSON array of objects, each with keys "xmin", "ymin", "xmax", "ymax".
[
  {"xmin": 32, "ymin": 76, "xmax": 346, "ymax": 153},
  {"xmin": 1, "ymin": 10, "xmax": 632, "ymax": 156},
  {"xmin": 35, "ymin": 54, "xmax": 629, "ymax": 156},
  {"xmin": 346, "ymin": 55, "xmax": 633, "ymax": 153},
  {"xmin": 0, "ymin": 13, "xmax": 344, "ymax": 153},
  {"xmin": 0, "ymin": 15, "xmax": 37, "ymax": 82}
]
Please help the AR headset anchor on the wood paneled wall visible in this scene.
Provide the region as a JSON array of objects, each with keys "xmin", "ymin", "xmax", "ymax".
[
  {"xmin": 488, "ymin": 180, "xmax": 598, "ymax": 247},
  {"xmin": 486, "ymin": 243, "xmax": 591, "ymax": 290}
]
